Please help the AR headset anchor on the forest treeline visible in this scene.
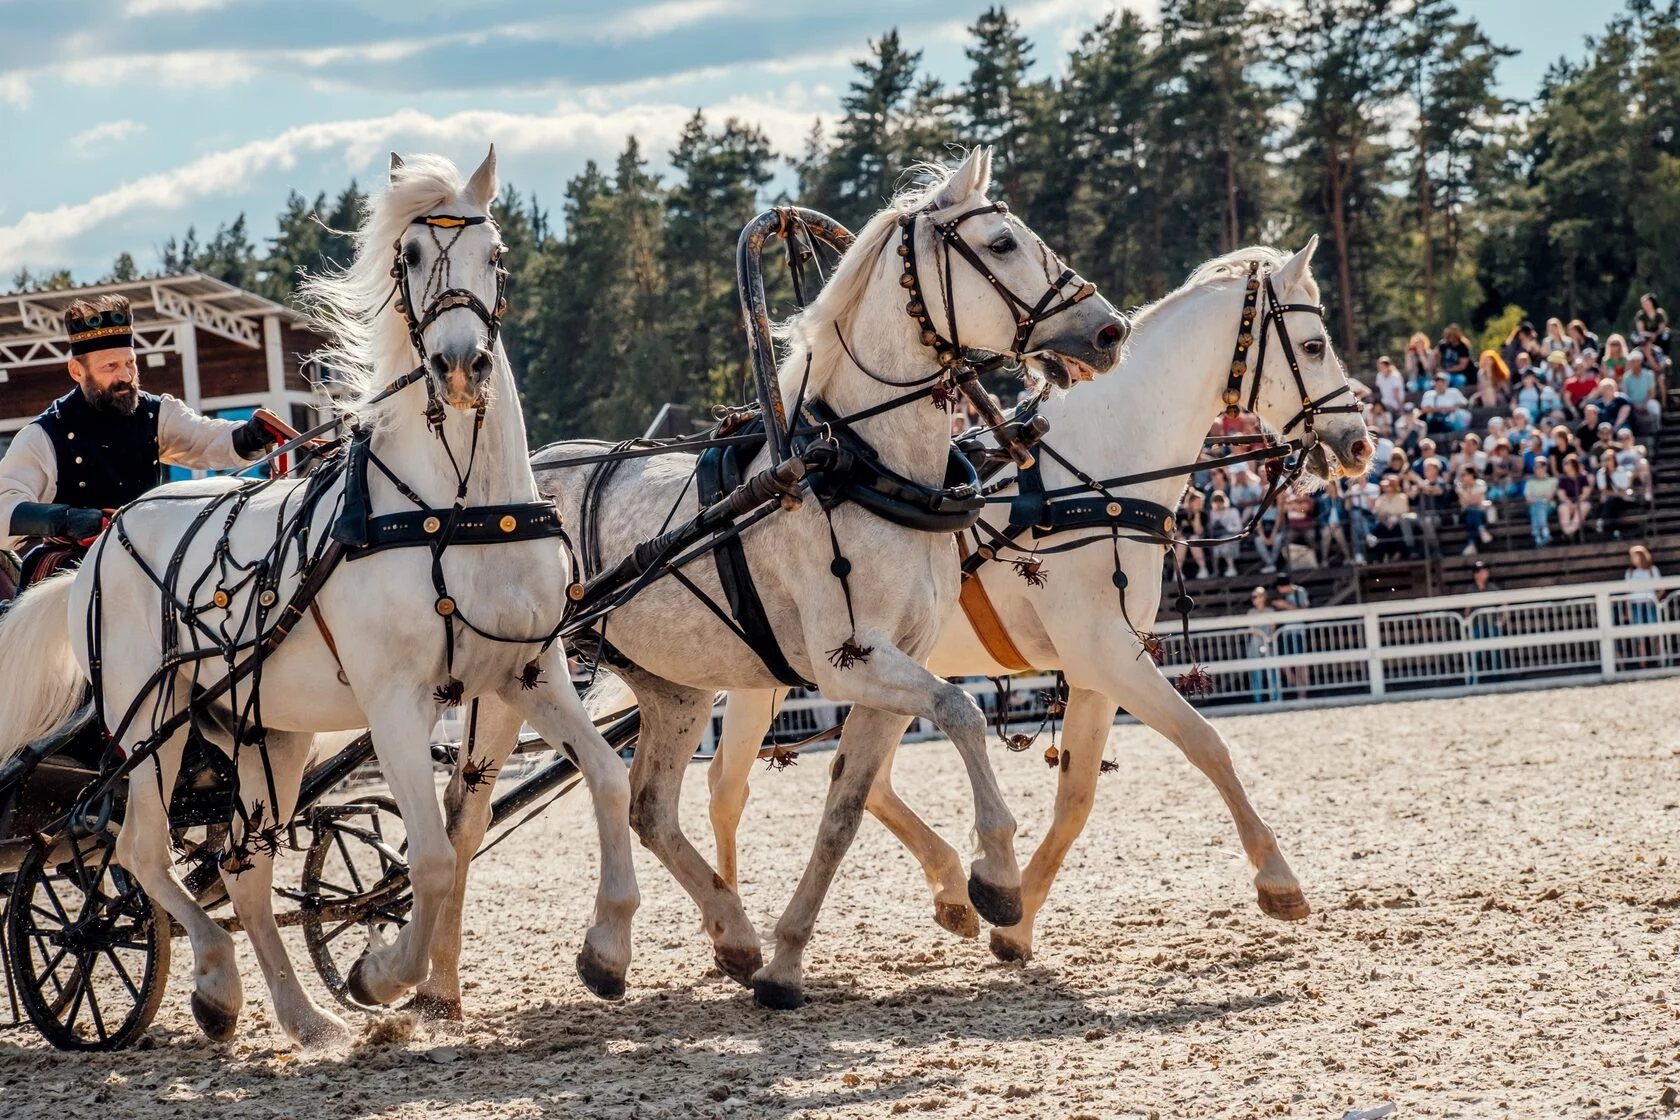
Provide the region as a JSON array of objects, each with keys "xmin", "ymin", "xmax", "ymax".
[{"xmin": 13, "ymin": 0, "xmax": 1680, "ymax": 444}]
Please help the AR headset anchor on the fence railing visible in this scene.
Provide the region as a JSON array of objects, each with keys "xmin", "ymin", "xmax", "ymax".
[{"xmin": 703, "ymin": 575, "xmax": 1680, "ymax": 749}]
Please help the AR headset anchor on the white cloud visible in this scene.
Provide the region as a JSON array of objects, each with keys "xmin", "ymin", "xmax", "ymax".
[
  {"xmin": 70, "ymin": 119, "xmax": 146, "ymax": 155},
  {"xmin": 0, "ymin": 72, "xmax": 30, "ymax": 108},
  {"xmin": 123, "ymin": 0, "xmax": 229, "ymax": 14},
  {"xmin": 598, "ymin": 0, "xmax": 747, "ymax": 43},
  {"xmin": 0, "ymin": 99, "xmax": 825, "ymax": 271}
]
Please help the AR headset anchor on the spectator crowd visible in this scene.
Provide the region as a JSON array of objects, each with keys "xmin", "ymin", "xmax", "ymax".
[{"xmin": 1174, "ymin": 298, "xmax": 1671, "ymax": 578}]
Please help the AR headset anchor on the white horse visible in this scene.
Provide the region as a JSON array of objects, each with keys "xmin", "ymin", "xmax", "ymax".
[
  {"xmin": 0, "ymin": 149, "xmax": 638, "ymax": 1047},
  {"xmin": 707, "ymin": 241, "xmax": 1372, "ymax": 960},
  {"xmin": 416, "ymin": 148, "xmax": 1128, "ymax": 1013}
]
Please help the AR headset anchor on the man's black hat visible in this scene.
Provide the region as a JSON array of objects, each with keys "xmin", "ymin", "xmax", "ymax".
[{"xmin": 65, "ymin": 303, "xmax": 134, "ymax": 356}]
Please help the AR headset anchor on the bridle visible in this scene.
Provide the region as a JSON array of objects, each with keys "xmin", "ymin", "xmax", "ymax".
[
  {"xmin": 389, "ymin": 212, "xmax": 510, "ymax": 424},
  {"xmin": 1220, "ymin": 258, "xmax": 1360, "ymax": 446},
  {"xmin": 901, "ymin": 200, "xmax": 1098, "ymax": 370}
]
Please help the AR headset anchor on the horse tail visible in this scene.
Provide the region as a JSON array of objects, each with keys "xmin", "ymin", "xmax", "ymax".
[
  {"xmin": 583, "ymin": 670, "xmax": 636, "ymax": 722},
  {"xmin": 0, "ymin": 571, "xmax": 86, "ymax": 763}
]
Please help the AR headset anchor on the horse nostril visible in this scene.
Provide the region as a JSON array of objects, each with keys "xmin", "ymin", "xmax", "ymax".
[
  {"xmin": 429, "ymin": 353, "xmax": 451, "ymax": 378},
  {"xmin": 1096, "ymin": 323, "xmax": 1123, "ymax": 350},
  {"xmin": 1349, "ymin": 439, "xmax": 1371, "ymax": 464},
  {"xmin": 470, "ymin": 350, "xmax": 493, "ymax": 376}
]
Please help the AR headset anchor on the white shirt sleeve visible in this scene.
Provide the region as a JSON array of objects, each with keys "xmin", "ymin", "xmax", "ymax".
[
  {"xmin": 156, "ymin": 394, "xmax": 255, "ymax": 472},
  {"xmin": 0, "ymin": 425, "xmax": 59, "ymax": 552}
]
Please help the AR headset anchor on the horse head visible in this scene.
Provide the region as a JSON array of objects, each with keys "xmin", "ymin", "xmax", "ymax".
[
  {"xmin": 1229, "ymin": 238, "xmax": 1372, "ymax": 481},
  {"xmin": 386, "ymin": 147, "xmax": 508, "ymax": 411}
]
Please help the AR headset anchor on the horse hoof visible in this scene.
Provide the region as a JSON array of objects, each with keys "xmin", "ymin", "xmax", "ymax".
[
  {"xmin": 1258, "ymin": 884, "xmax": 1312, "ymax": 922},
  {"xmin": 713, "ymin": 944, "xmax": 763, "ymax": 988},
  {"xmin": 934, "ymin": 901, "xmax": 980, "ymax": 939},
  {"xmin": 752, "ymin": 977, "xmax": 805, "ymax": 1011},
  {"xmin": 576, "ymin": 943, "xmax": 627, "ymax": 1001},
  {"xmin": 967, "ymin": 873, "xmax": 1023, "ymax": 927},
  {"xmin": 345, "ymin": 953, "xmax": 389, "ymax": 1008},
  {"xmin": 295, "ymin": 1012, "xmax": 353, "ymax": 1050},
  {"xmin": 402, "ymin": 992, "xmax": 464, "ymax": 1022},
  {"xmin": 190, "ymin": 991, "xmax": 239, "ymax": 1042},
  {"xmin": 988, "ymin": 929, "xmax": 1032, "ymax": 963}
]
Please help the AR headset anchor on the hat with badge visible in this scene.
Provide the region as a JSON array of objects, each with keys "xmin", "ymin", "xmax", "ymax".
[{"xmin": 63, "ymin": 296, "xmax": 134, "ymax": 356}]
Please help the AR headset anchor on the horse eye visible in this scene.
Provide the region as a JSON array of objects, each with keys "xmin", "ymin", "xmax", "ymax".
[
  {"xmin": 988, "ymin": 235, "xmax": 1017, "ymax": 255},
  {"xmin": 1303, "ymin": 338, "xmax": 1325, "ymax": 356},
  {"xmin": 403, "ymin": 242, "xmax": 422, "ymax": 268}
]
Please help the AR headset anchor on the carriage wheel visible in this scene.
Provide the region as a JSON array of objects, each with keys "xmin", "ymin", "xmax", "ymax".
[
  {"xmin": 300, "ymin": 797, "xmax": 411, "ymax": 1012},
  {"xmin": 4, "ymin": 830, "xmax": 169, "ymax": 1050}
]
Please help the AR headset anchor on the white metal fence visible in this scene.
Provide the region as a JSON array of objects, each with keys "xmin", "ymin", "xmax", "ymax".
[{"xmin": 704, "ymin": 575, "xmax": 1680, "ymax": 748}]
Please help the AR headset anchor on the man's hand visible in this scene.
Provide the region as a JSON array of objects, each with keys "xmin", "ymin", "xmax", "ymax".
[{"xmin": 231, "ymin": 414, "xmax": 281, "ymax": 459}]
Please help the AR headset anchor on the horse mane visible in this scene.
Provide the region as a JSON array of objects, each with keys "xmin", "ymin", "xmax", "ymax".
[
  {"xmin": 297, "ymin": 154, "xmax": 481, "ymax": 420},
  {"xmin": 1126, "ymin": 245, "xmax": 1304, "ymax": 332},
  {"xmin": 773, "ymin": 164, "xmax": 963, "ymax": 402}
]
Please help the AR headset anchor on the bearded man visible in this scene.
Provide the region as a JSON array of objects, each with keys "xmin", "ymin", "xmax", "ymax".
[{"xmin": 0, "ymin": 294, "xmax": 280, "ymax": 585}]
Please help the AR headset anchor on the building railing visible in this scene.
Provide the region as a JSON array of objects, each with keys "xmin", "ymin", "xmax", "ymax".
[{"xmin": 703, "ymin": 575, "xmax": 1680, "ymax": 749}]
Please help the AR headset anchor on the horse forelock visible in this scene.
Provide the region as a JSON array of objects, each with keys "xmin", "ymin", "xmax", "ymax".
[{"xmin": 298, "ymin": 154, "xmax": 490, "ymax": 419}]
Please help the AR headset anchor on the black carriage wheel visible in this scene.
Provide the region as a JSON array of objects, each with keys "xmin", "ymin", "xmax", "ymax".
[
  {"xmin": 5, "ymin": 830, "xmax": 170, "ymax": 1050},
  {"xmin": 300, "ymin": 796, "xmax": 411, "ymax": 1012}
]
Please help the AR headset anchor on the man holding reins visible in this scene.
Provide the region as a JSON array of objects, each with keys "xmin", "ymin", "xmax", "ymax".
[{"xmin": 0, "ymin": 294, "xmax": 284, "ymax": 591}]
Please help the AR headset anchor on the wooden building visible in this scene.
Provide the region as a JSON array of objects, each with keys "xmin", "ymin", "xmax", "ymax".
[{"xmin": 0, "ymin": 273, "xmax": 327, "ymax": 455}]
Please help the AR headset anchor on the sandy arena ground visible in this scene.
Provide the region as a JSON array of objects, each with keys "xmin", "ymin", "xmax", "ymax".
[{"xmin": 3, "ymin": 680, "xmax": 1679, "ymax": 1118}]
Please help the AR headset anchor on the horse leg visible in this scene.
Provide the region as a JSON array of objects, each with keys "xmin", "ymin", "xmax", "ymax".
[
  {"xmin": 1112, "ymin": 662, "xmax": 1308, "ymax": 921},
  {"xmin": 863, "ymin": 743, "xmax": 978, "ymax": 939},
  {"xmin": 499, "ymin": 667, "xmax": 640, "ymax": 1001},
  {"xmin": 215, "ymin": 729, "xmax": 351, "ymax": 1047},
  {"xmin": 344, "ymin": 695, "xmax": 454, "ymax": 1007},
  {"xmin": 624, "ymin": 672, "xmax": 761, "ymax": 987},
  {"xmin": 410, "ymin": 694, "xmax": 525, "ymax": 1021},
  {"xmin": 751, "ymin": 704, "xmax": 907, "ymax": 1010},
  {"xmin": 114, "ymin": 727, "xmax": 244, "ymax": 1041},
  {"xmin": 706, "ymin": 688, "xmax": 783, "ymax": 890},
  {"xmin": 816, "ymin": 642, "xmax": 1020, "ymax": 927},
  {"xmin": 707, "ymin": 692, "xmax": 977, "ymax": 938},
  {"xmin": 987, "ymin": 686, "xmax": 1116, "ymax": 962}
]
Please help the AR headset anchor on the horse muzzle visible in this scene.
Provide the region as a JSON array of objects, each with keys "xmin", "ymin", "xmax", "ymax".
[
  {"xmin": 429, "ymin": 347, "xmax": 494, "ymax": 410},
  {"xmin": 1030, "ymin": 308, "xmax": 1129, "ymax": 388}
]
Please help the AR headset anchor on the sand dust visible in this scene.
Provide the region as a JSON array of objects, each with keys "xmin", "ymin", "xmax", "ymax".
[{"xmin": 2, "ymin": 680, "xmax": 1678, "ymax": 1118}]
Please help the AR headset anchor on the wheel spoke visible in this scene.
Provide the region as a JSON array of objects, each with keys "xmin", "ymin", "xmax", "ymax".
[
  {"xmin": 104, "ymin": 949, "xmax": 142, "ymax": 1001},
  {"xmin": 82, "ymin": 960, "xmax": 110, "ymax": 1044},
  {"xmin": 61, "ymin": 969, "xmax": 88, "ymax": 1038},
  {"xmin": 334, "ymin": 831, "xmax": 366, "ymax": 894},
  {"xmin": 319, "ymin": 916, "xmax": 359, "ymax": 947},
  {"xmin": 312, "ymin": 878, "xmax": 360, "ymax": 900},
  {"xmin": 37, "ymin": 873, "xmax": 76, "ymax": 927}
]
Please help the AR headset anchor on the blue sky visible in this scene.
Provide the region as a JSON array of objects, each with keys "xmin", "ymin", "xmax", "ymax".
[{"xmin": 0, "ymin": 0, "xmax": 1615, "ymax": 283}]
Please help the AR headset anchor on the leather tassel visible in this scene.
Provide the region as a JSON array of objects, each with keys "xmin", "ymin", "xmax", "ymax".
[
  {"xmin": 461, "ymin": 752, "xmax": 499, "ymax": 792},
  {"xmin": 1042, "ymin": 744, "xmax": 1060, "ymax": 768},
  {"xmin": 434, "ymin": 677, "xmax": 465, "ymax": 707},
  {"xmin": 518, "ymin": 660, "xmax": 543, "ymax": 690},
  {"xmin": 1004, "ymin": 732, "xmax": 1034, "ymax": 753},
  {"xmin": 930, "ymin": 376, "xmax": 962, "ymax": 412},
  {"xmin": 1175, "ymin": 665, "xmax": 1214, "ymax": 698},
  {"xmin": 1010, "ymin": 557, "xmax": 1048, "ymax": 587},
  {"xmin": 826, "ymin": 639, "xmax": 873, "ymax": 670},
  {"xmin": 1100, "ymin": 759, "xmax": 1120, "ymax": 774},
  {"xmin": 762, "ymin": 748, "xmax": 800, "ymax": 772},
  {"xmin": 1138, "ymin": 633, "xmax": 1166, "ymax": 665}
]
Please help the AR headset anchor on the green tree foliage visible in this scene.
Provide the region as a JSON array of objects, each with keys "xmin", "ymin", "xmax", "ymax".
[{"xmin": 38, "ymin": 0, "xmax": 1673, "ymax": 422}]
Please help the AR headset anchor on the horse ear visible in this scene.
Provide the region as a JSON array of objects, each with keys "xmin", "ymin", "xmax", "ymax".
[
  {"xmin": 1271, "ymin": 235, "xmax": 1320, "ymax": 297},
  {"xmin": 388, "ymin": 152, "xmax": 404, "ymax": 183},
  {"xmin": 465, "ymin": 145, "xmax": 498, "ymax": 210},
  {"xmin": 931, "ymin": 146, "xmax": 993, "ymax": 210}
]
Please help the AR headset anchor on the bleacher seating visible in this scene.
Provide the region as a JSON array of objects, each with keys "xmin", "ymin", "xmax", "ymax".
[{"xmin": 1166, "ymin": 387, "xmax": 1680, "ymax": 619}]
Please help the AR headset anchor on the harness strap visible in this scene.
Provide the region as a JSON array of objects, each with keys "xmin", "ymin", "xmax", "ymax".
[
  {"xmin": 308, "ymin": 601, "xmax": 350, "ymax": 685},
  {"xmin": 955, "ymin": 536, "xmax": 1032, "ymax": 672},
  {"xmin": 695, "ymin": 430, "xmax": 815, "ymax": 689}
]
